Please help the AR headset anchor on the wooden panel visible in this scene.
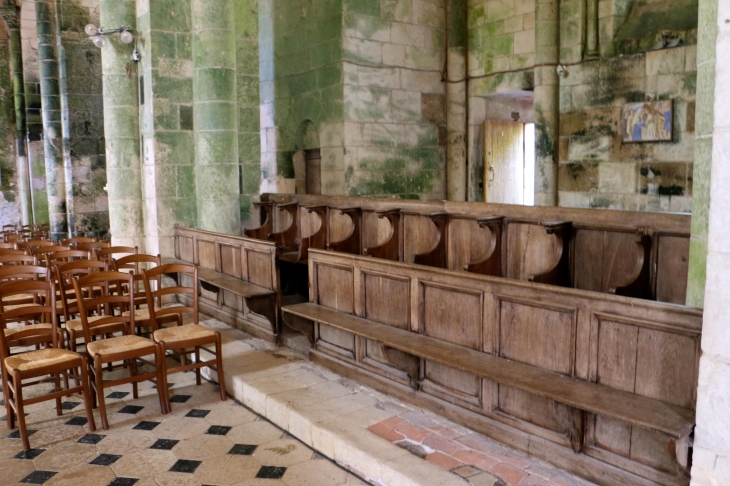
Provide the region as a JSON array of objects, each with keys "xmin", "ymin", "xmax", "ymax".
[
  {"xmin": 220, "ymin": 244, "xmax": 242, "ymax": 278},
  {"xmin": 655, "ymin": 236, "xmax": 689, "ymax": 304},
  {"xmin": 221, "ymin": 289, "xmax": 242, "ymax": 311},
  {"xmin": 421, "ymin": 283, "xmax": 482, "ymax": 350},
  {"xmin": 424, "ymin": 361, "xmax": 480, "ymax": 398},
  {"xmin": 246, "ymin": 249, "xmax": 273, "ymax": 290},
  {"xmin": 499, "ymin": 299, "xmax": 575, "ymax": 375},
  {"xmin": 635, "ymin": 329, "xmax": 697, "ymax": 408},
  {"xmin": 403, "ymin": 214, "xmax": 439, "ymax": 263},
  {"xmin": 178, "ymin": 235, "xmax": 194, "ymax": 262},
  {"xmin": 316, "ymin": 264, "xmax": 354, "ymax": 313},
  {"xmin": 572, "ymin": 229, "xmax": 605, "ymax": 292},
  {"xmin": 593, "ymin": 415, "xmax": 632, "ymax": 457},
  {"xmin": 596, "ymin": 319, "xmax": 639, "ymax": 392},
  {"xmin": 498, "ymin": 386, "xmax": 566, "ymax": 432},
  {"xmin": 329, "ymin": 210, "xmax": 353, "ymax": 243},
  {"xmin": 505, "ymin": 223, "xmax": 558, "ymax": 281},
  {"xmin": 629, "ymin": 427, "xmax": 678, "ymax": 473},
  {"xmin": 363, "ymin": 273, "xmax": 409, "ymax": 329},
  {"xmin": 319, "ymin": 325, "xmax": 355, "ymax": 352},
  {"xmin": 603, "ymin": 232, "xmax": 643, "ymax": 292},
  {"xmin": 197, "ymin": 239, "xmax": 216, "ymax": 269},
  {"xmin": 447, "ymin": 218, "xmax": 492, "ymax": 272}
]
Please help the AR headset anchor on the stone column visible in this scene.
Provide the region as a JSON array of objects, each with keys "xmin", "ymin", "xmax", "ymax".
[
  {"xmin": 446, "ymin": 0, "xmax": 467, "ymax": 202},
  {"xmin": 585, "ymin": 0, "xmax": 599, "ymax": 58},
  {"xmin": 690, "ymin": 3, "xmax": 730, "ymax": 484},
  {"xmin": 99, "ymin": 0, "xmax": 144, "ymax": 249},
  {"xmin": 533, "ymin": 0, "xmax": 560, "ymax": 207},
  {"xmin": 0, "ymin": 6, "xmax": 31, "ymax": 225},
  {"xmin": 35, "ymin": 0, "xmax": 67, "ymax": 239},
  {"xmin": 686, "ymin": 0, "xmax": 719, "ymax": 308},
  {"xmin": 192, "ymin": 0, "xmax": 240, "ymax": 234}
]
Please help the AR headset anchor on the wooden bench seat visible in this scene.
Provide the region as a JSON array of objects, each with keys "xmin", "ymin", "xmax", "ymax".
[
  {"xmin": 163, "ymin": 259, "xmax": 277, "ymax": 333},
  {"xmin": 283, "ymin": 302, "xmax": 694, "ymax": 443}
]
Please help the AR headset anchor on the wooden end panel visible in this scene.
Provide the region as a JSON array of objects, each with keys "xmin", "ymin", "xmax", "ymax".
[
  {"xmin": 315, "ymin": 263, "xmax": 354, "ymax": 314},
  {"xmin": 655, "ymin": 235, "xmax": 690, "ymax": 304}
]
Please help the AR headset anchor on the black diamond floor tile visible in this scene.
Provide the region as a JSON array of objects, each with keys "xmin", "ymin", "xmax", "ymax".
[
  {"xmin": 65, "ymin": 416, "xmax": 88, "ymax": 426},
  {"xmin": 90, "ymin": 453, "xmax": 122, "ymax": 466},
  {"xmin": 61, "ymin": 401, "xmax": 80, "ymax": 410},
  {"xmin": 206, "ymin": 425, "xmax": 231, "ymax": 436},
  {"xmin": 118, "ymin": 405, "xmax": 144, "ymax": 414},
  {"xmin": 256, "ymin": 466, "xmax": 287, "ymax": 479},
  {"xmin": 151, "ymin": 438, "xmax": 179, "ymax": 450},
  {"xmin": 14, "ymin": 448, "xmax": 45, "ymax": 460},
  {"xmin": 133, "ymin": 421, "xmax": 160, "ymax": 431},
  {"xmin": 185, "ymin": 409, "xmax": 210, "ymax": 418},
  {"xmin": 170, "ymin": 394, "xmax": 191, "ymax": 403},
  {"xmin": 7, "ymin": 429, "xmax": 36, "ymax": 439},
  {"xmin": 77, "ymin": 433, "xmax": 106, "ymax": 444},
  {"xmin": 229, "ymin": 444, "xmax": 257, "ymax": 455},
  {"xmin": 106, "ymin": 391, "xmax": 129, "ymax": 399},
  {"xmin": 108, "ymin": 479, "xmax": 139, "ymax": 486},
  {"xmin": 20, "ymin": 470, "xmax": 57, "ymax": 484},
  {"xmin": 169, "ymin": 459, "xmax": 202, "ymax": 473}
]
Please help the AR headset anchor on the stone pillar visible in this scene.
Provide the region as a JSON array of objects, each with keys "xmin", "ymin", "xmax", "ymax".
[
  {"xmin": 686, "ymin": 0, "xmax": 719, "ymax": 308},
  {"xmin": 35, "ymin": 0, "xmax": 67, "ymax": 239},
  {"xmin": 585, "ymin": 0, "xmax": 599, "ymax": 58},
  {"xmin": 191, "ymin": 0, "xmax": 240, "ymax": 234},
  {"xmin": 533, "ymin": 0, "xmax": 560, "ymax": 207},
  {"xmin": 690, "ymin": 3, "xmax": 730, "ymax": 484},
  {"xmin": 0, "ymin": 6, "xmax": 31, "ymax": 225},
  {"xmin": 99, "ymin": 0, "xmax": 145, "ymax": 249},
  {"xmin": 446, "ymin": 0, "xmax": 467, "ymax": 202}
]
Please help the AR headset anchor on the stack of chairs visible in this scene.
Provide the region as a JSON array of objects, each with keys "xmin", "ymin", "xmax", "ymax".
[{"xmin": 0, "ymin": 226, "xmax": 227, "ymax": 449}]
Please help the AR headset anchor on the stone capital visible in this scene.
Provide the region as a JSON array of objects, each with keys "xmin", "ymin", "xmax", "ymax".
[{"xmin": 0, "ymin": 6, "xmax": 20, "ymax": 29}]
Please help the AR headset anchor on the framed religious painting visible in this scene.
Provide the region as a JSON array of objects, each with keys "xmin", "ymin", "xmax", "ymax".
[{"xmin": 621, "ymin": 99, "xmax": 673, "ymax": 143}]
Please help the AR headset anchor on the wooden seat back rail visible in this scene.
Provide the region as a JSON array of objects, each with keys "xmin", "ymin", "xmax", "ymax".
[
  {"xmin": 171, "ymin": 225, "xmax": 280, "ymax": 342},
  {"xmin": 288, "ymin": 248, "xmax": 702, "ymax": 486}
]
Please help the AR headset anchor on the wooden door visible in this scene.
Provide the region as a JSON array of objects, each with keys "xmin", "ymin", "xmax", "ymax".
[
  {"xmin": 305, "ymin": 149, "xmax": 321, "ymax": 195},
  {"xmin": 484, "ymin": 121, "xmax": 525, "ymax": 204}
]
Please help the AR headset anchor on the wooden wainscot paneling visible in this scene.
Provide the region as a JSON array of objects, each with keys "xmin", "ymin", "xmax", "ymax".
[
  {"xmin": 358, "ymin": 271, "xmax": 414, "ymax": 386},
  {"xmin": 419, "ymin": 281, "xmax": 484, "ymax": 409},
  {"xmin": 585, "ymin": 312, "xmax": 700, "ymax": 480},
  {"xmin": 313, "ymin": 262, "xmax": 356, "ymax": 359},
  {"xmin": 176, "ymin": 233, "xmax": 194, "ymax": 263},
  {"xmin": 246, "ymin": 248, "xmax": 275, "ymax": 290},
  {"xmin": 196, "ymin": 238, "xmax": 217, "ymax": 270},
  {"xmin": 219, "ymin": 243, "xmax": 242, "ymax": 279},
  {"xmin": 654, "ymin": 234, "xmax": 690, "ymax": 304}
]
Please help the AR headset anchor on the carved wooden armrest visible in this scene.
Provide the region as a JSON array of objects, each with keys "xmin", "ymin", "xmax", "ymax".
[
  {"xmin": 244, "ymin": 202, "xmax": 274, "ymax": 240},
  {"xmin": 465, "ymin": 216, "xmax": 504, "ymax": 276},
  {"xmin": 364, "ymin": 209, "xmax": 402, "ymax": 261},
  {"xmin": 412, "ymin": 212, "xmax": 449, "ymax": 268},
  {"xmin": 528, "ymin": 221, "xmax": 571, "ymax": 287}
]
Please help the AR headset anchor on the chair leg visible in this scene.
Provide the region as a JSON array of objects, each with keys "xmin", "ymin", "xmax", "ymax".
[
  {"xmin": 79, "ymin": 364, "xmax": 96, "ymax": 432},
  {"xmin": 195, "ymin": 347, "xmax": 201, "ymax": 386},
  {"xmin": 1, "ymin": 365, "xmax": 13, "ymax": 429},
  {"xmin": 129, "ymin": 358, "xmax": 139, "ymax": 400},
  {"xmin": 156, "ymin": 344, "xmax": 170, "ymax": 414},
  {"xmin": 94, "ymin": 359, "xmax": 109, "ymax": 430},
  {"xmin": 53, "ymin": 373, "xmax": 62, "ymax": 416},
  {"xmin": 13, "ymin": 379, "xmax": 29, "ymax": 451},
  {"xmin": 215, "ymin": 333, "xmax": 226, "ymax": 401}
]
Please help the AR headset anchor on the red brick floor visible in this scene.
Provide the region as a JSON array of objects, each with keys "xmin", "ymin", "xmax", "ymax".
[{"xmin": 367, "ymin": 411, "xmax": 595, "ymax": 486}]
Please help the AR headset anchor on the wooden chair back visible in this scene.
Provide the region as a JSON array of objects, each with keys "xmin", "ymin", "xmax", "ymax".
[
  {"xmin": 31, "ymin": 245, "xmax": 70, "ymax": 264},
  {"xmin": 142, "ymin": 263, "xmax": 198, "ymax": 326},
  {"xmin": 3, "ymin": 234, "xmax": 22, "ymax": 243},
  {"xmin": 112, "ymin": 254, "xmax": 161, "ymax": 308},
  {"xmin": 76, "ymin": 241, "xmax": 110, "ymax": 253},
  {"xmin": 96, "ymin": 246, "xmax": 137, "ymax": 263},
  {"xmin": 0, "ymin": 265, "xmax": 49, "ymax": 284},
  {"xmin": 54, "ymin": 260, "xmax": 108, "ymax": 320},
  {"xmin": 71, "ymin": 271, "xmax": 136, "ymax": 343},
  {"xmin": 17, "ymin": 240, "xmax": 53, "ymax": 251},
  {"xmin": 0, "ymin": 280, "xmax": 56, "ymax": 351},
  {"xmin": 0, "ymin": 242, "xmax": 15, "ymax": 250},
  {"xmin": 0, "ymin": 254, "xmax": 36, "ymax": 266},
  {"xmin": 61, "ymin": 236, "xmax": 95, "ymax": 247},
  {"xmin": 44, "ymin": 250, "xmax": 91, "ymax": 267},
  {"xmin": 2, "ymin": 224, "xmax": 16, "ymax": 232}
]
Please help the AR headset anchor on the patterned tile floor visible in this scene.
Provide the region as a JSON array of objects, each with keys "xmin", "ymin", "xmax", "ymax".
[{"xmin": 0, "ymin": 361, "xmax": 369, "ymax": 485}]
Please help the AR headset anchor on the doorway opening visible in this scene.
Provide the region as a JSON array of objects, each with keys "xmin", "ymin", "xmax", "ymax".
[
  {"xmin": 304, "ymin": 148, "xmax": 321, "ymax": 195},
  {"xmin": 483, "ymin": 121, "xmax": 535, "ymax": 206}
]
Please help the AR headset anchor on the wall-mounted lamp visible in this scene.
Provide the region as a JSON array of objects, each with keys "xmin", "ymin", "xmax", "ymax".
[{"xmin": 85, "ymin": 24, "xmax": 134, "ymax": 48}]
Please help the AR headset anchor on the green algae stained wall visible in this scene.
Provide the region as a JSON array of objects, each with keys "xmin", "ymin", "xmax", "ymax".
[
  {"xmin": 58, "ymin": 0, "xmax": 109, "ymax": 237},
  {"xmin": 236, "ymin": 0, "xmax": 260, "ymax": 224},
  {"xmin": 260, "ymin": 0, "xmax": 344, "ymax": 193},
  {"xmin": 0, "ymin": 35, "xmax": 21, "ymax": 225},
  {"xmin": 340, "ymin": 0, "xmax": 446, "ymax": 199}
]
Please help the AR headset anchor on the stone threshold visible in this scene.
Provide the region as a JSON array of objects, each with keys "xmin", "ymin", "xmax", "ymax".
[{"xmin": 200, "ymin": 319, "xmax": 592, "ymax": 486}]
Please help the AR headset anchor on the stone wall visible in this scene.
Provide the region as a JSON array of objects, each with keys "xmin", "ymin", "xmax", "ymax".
[
  {"xmin": 342, "ymin": 0, "xmax": 446, "ymax": 200},
  {"xmin": 0, "ymin": 29, "xmax": 21, "ymax": 228},
  {"xmin": 58, "ymin": 0, "xmax": 109, "ymax": 237}
]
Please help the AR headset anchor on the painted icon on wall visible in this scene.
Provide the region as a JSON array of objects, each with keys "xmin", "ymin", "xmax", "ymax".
[{"xmin": 622, "ymin": 100, "xmax": 673, "ymax": 143}]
